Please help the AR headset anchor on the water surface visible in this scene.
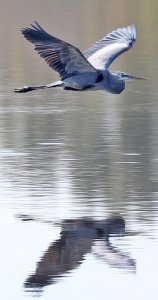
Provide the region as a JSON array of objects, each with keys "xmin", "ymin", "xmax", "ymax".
[{"xmin": 0, "ymin": 1, "xmax": 158, "ymax": 299}]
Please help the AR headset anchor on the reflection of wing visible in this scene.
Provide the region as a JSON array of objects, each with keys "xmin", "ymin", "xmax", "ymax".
[
  {"xmin": 25, "ymin": 235, "xmax": 93, "ymax": 288},
  {"xmin": 24, "ymin": 215, "xmax": 134, "ymax": 291},
  {"xmin": 22, "ymin": 22, "xmax": 97, "ymax": 80},
  {"xmin": 92, "ymin": 240, "xmax": 136, "ymax": 272},
  {"xmin": 83, "ymin": 25, "xmax": 136, "ymax": 70}
]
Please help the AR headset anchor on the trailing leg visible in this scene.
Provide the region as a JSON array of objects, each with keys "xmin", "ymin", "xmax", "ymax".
[
  {"xmin": 14, "ymin": 81, "xmax": 63, "ymax": 93},
  {"xmin": 14, "ymin": 84, "xmax": 46, "ymax": 93}
]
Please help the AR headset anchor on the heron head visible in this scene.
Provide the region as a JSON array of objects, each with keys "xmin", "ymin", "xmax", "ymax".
[{"xmin": 114, "ymin": 71, "xmax": 145, "ymax": 81}]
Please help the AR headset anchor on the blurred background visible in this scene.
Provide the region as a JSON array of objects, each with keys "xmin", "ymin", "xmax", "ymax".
[{"xmin": 0, "ymin": 0, "xmax": 158, "ymax": 300}]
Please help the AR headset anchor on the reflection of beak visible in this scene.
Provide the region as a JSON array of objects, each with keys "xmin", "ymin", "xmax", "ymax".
[{"xmin": 111, "ymin": 230, "xmax": 144, "ymax": 237}]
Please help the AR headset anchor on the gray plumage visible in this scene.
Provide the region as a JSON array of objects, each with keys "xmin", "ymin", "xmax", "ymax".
[
  {"xmin": 84, "ymin": 25, "xmax": 136, "ymax": 69},
  {"xmin": 14, "ymin": 22, "xmax": 144, "ymax": 94}
]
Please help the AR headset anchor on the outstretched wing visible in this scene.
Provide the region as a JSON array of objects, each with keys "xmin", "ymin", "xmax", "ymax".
[
  {"xmin": 21, "ymin": 21, "xmax": 97, "ymax": 80},
  {"xmin": 83, "ymin": 25, "xmax": 136, "ymax": 70}
]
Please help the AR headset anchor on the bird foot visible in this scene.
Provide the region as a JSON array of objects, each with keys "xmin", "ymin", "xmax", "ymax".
[{"xmin": 14, "ymin": 86, "xmax": 35, "ymax": 93}]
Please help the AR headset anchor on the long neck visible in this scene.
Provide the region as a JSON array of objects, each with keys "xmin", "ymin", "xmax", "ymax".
[{"xmin": 108, "ymin": 72, "xmax": 125, "ymax": 94}]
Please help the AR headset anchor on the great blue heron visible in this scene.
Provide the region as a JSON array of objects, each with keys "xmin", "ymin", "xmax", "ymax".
[{"xmin": 14, "ymin": 22, "xmax": 144, "ymax": 94}]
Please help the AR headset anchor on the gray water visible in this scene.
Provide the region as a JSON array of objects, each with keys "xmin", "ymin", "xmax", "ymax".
[{"xmin": 1, "ymin": 1, "xmax": 158, "ymax": 299}]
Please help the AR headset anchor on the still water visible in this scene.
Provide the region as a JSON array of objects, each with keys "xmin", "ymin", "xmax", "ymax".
[{"xmin": 1, "ymin": 0, "xmax": 158, "ymax": 299}]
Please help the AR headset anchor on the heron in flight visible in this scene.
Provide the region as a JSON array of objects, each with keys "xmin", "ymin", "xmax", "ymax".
[{"xmin": 15, "ymin": 22, "xmax": 144, "ymax": 94}]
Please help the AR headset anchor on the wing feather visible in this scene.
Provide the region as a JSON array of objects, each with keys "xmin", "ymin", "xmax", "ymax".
[
  {"xmin": 21, "ymin": 21, "xmax": 97, "ymax": 80},
  {"xmin": 83, "ymin": 25, "xmax": 136, "ymax": 70}
]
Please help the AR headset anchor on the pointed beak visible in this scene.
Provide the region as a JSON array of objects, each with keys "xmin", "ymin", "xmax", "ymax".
[
  {"xmin": 129, "ymin": 75, "xmax": 146, "ymax": 80},
  {"xmin": 115, "ymin": 71, "xmax": 146, "ymax": 81}
]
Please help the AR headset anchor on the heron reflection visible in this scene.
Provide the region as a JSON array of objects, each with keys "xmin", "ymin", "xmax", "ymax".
[
  {"xmin": 15, "ymin": 22, "xmax": 144, "ymax": 94},
  {"xmin": 24, "ymin": 214, "xmax": 136, "ymax": 290}
]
